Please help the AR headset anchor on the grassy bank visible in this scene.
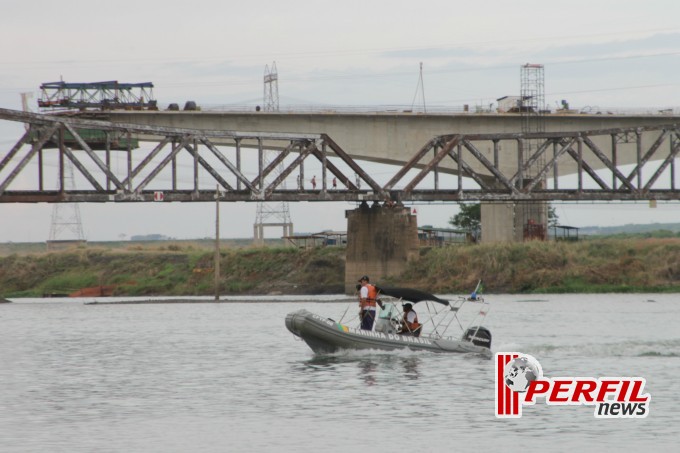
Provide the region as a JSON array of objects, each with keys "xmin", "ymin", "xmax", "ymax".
[
  {"xmin": 388, "ymin": 238, "xmax": 680, "ymax": 293},
  {"xmin": 1, "ymin": 238, "xmax": 680, "ymax": 297},
  {"xmin": 0, "ymin": 244, "xmax": 345, "ymax": 298}
]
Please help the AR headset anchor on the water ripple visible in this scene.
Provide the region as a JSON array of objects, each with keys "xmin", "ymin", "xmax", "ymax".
[{"xmin": 1, "ymin": 296, "xmax": 679, "ymax": 452}]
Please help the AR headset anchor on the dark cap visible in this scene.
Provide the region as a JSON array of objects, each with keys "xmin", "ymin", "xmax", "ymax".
[
  {"xmin": 403, "ymin": 303, "xmax": 413, "ymax": 310},
  {"xmin": 358, "ymin": 275, "xmax": 369, "ymax": 282}
]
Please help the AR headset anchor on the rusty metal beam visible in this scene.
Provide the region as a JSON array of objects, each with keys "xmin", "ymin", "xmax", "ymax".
[
  {"xmin": 309, "ymin": 146, "xmax": 358, "ymax": 191},
  {"xmin": 321, "ymin": 134, "xmax": 383, "ymax": 194},
  {"xmin": 122, "ymin": 136, "xmax": 172, "ymax": 187},
  {"xmin": 403, "ymin": 136, "xmax": 461, "ymax": 193},
  {"xmin": 200, "ymin": 138, "xmax": 256, "ymax": 192},
  {"xmin": 643, "ymin": 133, "xmax": 680, "ymax": 192},
  {"xmin": 0, "ymin": 124, "xmax": 58, "ymax": 194},
  {"xmin": 0, "ymin": 107, "xmax": 322, "ymax": 141},
  {"xmin": 524, "ymin": 139, "xmax": 572, "ymax": 193},
  {"xmin": 581, "ymin": 135, "xmax": 635, "ymax": 191},
  {"xmin": 624, "ymin": 129, "xmax": 669, "ymax": 185},
  {"xmin": 133, "ymin": 137, "xmax": 188, "ymax": 193},
  {"xmin": 64, "ymin": 123, "xmax": 125, "ymax": 190},
  {"xmin": 460, "ymin": 139, "xmax": 516, "ymax": 193},
  {"xmin": 263, "ymin": 141, "xmax": 318, "ymax": 198},
  {"xmin": 61, "ymin": 144, "xmax": 104, "ymax": 192},
  {"xmin": 0, "ymin": 129, "xmax": 31, "ymax": 173},
  {"xmin": 181, "ymin": 141, "xmax": 233, "ymax": 191},
  {"xmin": 383, "ymin": 137, "xmax": 438, "ymax": 191}
]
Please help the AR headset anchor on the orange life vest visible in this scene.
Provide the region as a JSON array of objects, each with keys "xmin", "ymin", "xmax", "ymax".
[
  {"xmin": 404, "ymin": 311, "xmax": 420, "ymax": 332},
  {"xmin": 361, "ymin": 284, "xmax": 378, "ymax": 309}
]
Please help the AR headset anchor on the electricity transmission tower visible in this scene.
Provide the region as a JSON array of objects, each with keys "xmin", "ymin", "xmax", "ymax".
[
  {"xmin": 47, "ymin": 161, "xmax": 86, "ymax": 248},
  {"xmin": 263, "ymin": 62, "xmax": 279, "ymax": 112},
  {"xmin": 411, "ymin": 62, "xmax": 427, "ymax": 113},
  {"xmin": 254, "ymin": 62, "xmax": 293, "ymax": 245}
]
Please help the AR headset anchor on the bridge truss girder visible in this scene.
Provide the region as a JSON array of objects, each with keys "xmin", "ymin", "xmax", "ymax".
[
  {"xmin": 38, "ymin": 81, "xmax": 156, "ymax": 111},
  {"xmin": 1, "ymin": 107, "xmax": 679, "ymax": 204}
]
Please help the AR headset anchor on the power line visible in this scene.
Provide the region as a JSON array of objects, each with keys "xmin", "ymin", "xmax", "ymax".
[{"xmin": 1, "ymin": 49, "xmax": 678, "ymax": 97}]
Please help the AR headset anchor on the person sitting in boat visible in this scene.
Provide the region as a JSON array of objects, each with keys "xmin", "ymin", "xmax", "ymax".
[
  {"xmin": 358, "ymin": 275, "xmax": 379, "ymax": 330},
  {"xmin": 398, "ymin": 303, "xmax": 422, "ymax": 337}
]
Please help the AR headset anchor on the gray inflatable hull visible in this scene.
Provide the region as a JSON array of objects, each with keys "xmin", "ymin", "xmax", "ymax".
[{"xmin": 285, "ymin": 309, "xmax": 491, "ymax": 358}]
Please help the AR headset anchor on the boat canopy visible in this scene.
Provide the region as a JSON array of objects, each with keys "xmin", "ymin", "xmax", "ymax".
[{"xmin": 374, "ymin": 286, "xmax": 449, "ymax": 306}]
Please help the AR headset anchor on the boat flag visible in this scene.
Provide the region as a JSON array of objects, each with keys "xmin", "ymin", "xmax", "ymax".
[{"xmin": 470, "ymin": 280, "xmax": 483, "ymax": 300}]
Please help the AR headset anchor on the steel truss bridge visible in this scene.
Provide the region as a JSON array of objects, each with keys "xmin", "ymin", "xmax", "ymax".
[{"xmin": 1, "ymin": 107, "xmax": 679, "ymax": 204}]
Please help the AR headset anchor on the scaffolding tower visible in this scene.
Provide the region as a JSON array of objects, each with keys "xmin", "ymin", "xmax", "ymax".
[
  {"xmin": 519, "ymin": 63, "xmax": 548, "ymax": 240},
  {"xmin": 254, "ymin": 62, "xmax": 293, "ymax": 244},
  {"xmin": 520, "ymin": 64, "xmax": 546, "ymax": 137}
]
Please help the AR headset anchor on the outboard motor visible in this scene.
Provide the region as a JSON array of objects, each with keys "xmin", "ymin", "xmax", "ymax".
[{"xmin": 463, "ymin": 326, "xmax": 492, "ymax": 349}]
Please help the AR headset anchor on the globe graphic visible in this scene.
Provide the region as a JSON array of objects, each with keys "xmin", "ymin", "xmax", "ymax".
[{"xmin": 504, "ymin": 355, "xmax": 541, "ymax": 393}]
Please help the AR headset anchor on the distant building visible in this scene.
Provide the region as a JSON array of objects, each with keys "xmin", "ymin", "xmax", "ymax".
[
  {"xmin": 284, "ymin": 231, "xmax": 347, "ymax": 248},
  {"xmin": 496, "ymin": 95, "xmax": 534, "ymax": 113},
  {"xmin": 551, "ymin": 225, "xmax": 580, "ymax": 242},
  {"xmin": 418, "ymin": 226, "xmax": 468, "ymax": 246}
]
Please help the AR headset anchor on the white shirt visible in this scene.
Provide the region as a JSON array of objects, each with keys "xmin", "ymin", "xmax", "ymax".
[
  {"xmin": 359, "ymin": 285, "xmax": 375, "ymax": 311},
  {"xmin": 405, "ymin": 311, "xmax": 417, "ymax": 323}
]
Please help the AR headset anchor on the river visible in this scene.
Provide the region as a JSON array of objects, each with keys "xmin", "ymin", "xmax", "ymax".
[{"xmin": 1, "ymin": 294, "xmax": 678, "ymax": 452}]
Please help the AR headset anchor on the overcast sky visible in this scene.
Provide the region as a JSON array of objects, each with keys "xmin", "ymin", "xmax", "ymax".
[{"xmin": 1, "ymin": 0, "xmax": 680, "ymax": 242}]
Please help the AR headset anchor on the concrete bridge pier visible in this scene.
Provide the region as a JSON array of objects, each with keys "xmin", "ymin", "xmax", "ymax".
[
  {"xmin": 481, "ymin": 200, "xmax": 548, "ymax": 242},
  {"xmin": 344, "ymin": 203, "xmax": 420, "ymax": 294}
]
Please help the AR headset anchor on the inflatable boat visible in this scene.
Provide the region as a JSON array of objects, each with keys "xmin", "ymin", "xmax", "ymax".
[{"xmin": 285, "ymin": 285, "xmax": 492, "ymax": 358}]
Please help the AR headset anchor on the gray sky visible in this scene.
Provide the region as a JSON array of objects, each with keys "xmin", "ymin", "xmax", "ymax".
[{"xmin": 1, "ymin": 0, "xmax": 680, "ymax": 241}]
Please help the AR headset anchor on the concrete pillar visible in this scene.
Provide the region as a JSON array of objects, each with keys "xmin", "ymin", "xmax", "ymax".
[
  {"xmin": 481, "ymin": 201, "xmax": 548, "ymax": 242},
  {"xmin": 344, "ymin": 203, "xmax": 420, "ymax": 293},
  {"xmin": 253, "ymin": 224, "xmax": 264, "ymax": 246},
  {"xmin": 481, "ymin": 202, "xmax": 516, "ymax": 242}
]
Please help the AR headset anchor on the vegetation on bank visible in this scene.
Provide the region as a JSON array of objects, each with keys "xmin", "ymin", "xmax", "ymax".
[
  {"xmin": 0, "ymin": 244, "xmax": 345, "ymax": 298},
  {"xmin": 1, "ymin": 237, "xmax": 680, "ymax": 297},
  {"xmin": 388, "ymin": 238, "xmax": 680, "ymax": 293}
]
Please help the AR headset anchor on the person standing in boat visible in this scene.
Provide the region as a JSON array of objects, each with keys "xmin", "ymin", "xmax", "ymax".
[
  {"xmin": 399, "ymin": 303, "xmax": 421, "ymax": 337},
  {"xmin": 358, "ymin": 275, "xmax": 378, "ymax": 330}
]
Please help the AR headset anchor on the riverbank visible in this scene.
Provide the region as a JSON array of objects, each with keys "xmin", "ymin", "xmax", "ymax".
[{"xmin": 1, "ymin": 237, "xmax": 680, "ymax": 297}]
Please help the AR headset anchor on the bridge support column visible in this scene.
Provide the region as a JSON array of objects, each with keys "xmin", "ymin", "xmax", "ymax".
[
  {"xmin": 253, "ymin": 222, "xmax": 294, "ymax": 246},
  {"xmin": 344, "ymin": 203, "xmax": 420, "ymax": 294},
  {"xmin": 481, "ymin": 201, "xmax": 548, "ymax": 242}
]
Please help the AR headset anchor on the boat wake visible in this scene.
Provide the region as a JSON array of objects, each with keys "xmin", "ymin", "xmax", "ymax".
[{"xmin": 312, "ymin": 347, "xmax": 434, "ymax": 360}]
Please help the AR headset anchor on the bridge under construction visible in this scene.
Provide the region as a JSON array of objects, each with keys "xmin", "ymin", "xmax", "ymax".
[
  {"xmin": 3, "ymin": 105, "xmax": 680, "ymax": 291},
  {"xmin": 2, "ymin": 107, "xmax": 679, "ymax": 205}
]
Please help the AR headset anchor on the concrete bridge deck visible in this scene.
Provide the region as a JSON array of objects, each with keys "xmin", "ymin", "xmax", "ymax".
[{"xmin": 97, "ymin": 110, "xmax": 680, "ymax": 175}]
